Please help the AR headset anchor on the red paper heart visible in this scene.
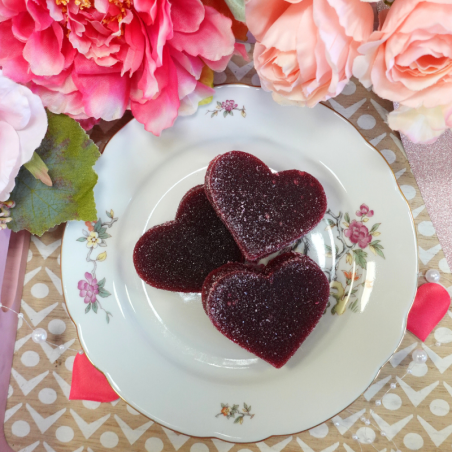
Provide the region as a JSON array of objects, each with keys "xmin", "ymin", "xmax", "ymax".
[
  {"xmin": 205, "ymin": 151, "xmax": 327, "ymax": 261},
  {"xmin": 203, "ymin": 252, "xmax": 330, "ymax": 368},
  {"xmin": 133, "ymin": 185, "xmax": 244, "ymax": 292},
  {"xmin": 69, "ymin": 353, "xmax": 118, "ymax": 402},
  {"xmin": 407, "ymin": 283, "xmax": 450, "ymax": 341}
]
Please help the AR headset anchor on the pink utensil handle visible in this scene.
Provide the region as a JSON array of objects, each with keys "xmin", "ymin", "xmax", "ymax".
[{"xmin": 0, "ymin": 231, "xmax": 30, "ymax": 451}]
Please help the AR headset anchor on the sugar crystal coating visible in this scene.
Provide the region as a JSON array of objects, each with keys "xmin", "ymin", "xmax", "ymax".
[
  {"xmin": 133, "ymin": 185, "xmax": 244, "ymax": 292},
  {"xmin": 205, "ymin": 151, "xmax": 327, "ymax": 261},
  {"xmin": 204, "ymin": 252, "xmax": 330, "ymax": 368}
]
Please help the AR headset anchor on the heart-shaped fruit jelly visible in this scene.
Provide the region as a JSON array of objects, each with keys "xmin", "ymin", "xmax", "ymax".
[
  {"xmin": 205, "ymin": 151, "xmax": 327, "ymax": 261},
  {"xmin": 133, "ymin": 185, "xmax": 244, "ymax": 292},
  {"xmin": 203, "ymin": 252, "xmax": 330, "ymax": 368}
]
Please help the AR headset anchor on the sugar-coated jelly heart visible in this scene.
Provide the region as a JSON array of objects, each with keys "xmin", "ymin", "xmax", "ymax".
[
  {"xmin": 203, "ymin": 252, "xmax": 330, "ymax": 368},
  {"xmin": 205, "ymin": 151, "xmax": 327, "ymax": 261},
  {"xmin": 133, "ymin": 185, "xmax": 244, "ymax": 292}
]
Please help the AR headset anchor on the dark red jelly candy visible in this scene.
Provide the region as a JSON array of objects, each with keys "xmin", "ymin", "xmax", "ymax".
[
  {"xmin": 133, "ymin": 185, "xmax": 244, "ymax": 292},
  {"xmin": 203, "ymin": 252, "xmax": 330, "ymax": 368},
  {"xmin": 205, "ymin": 151, "xmax": 327, "ymax": 261}
]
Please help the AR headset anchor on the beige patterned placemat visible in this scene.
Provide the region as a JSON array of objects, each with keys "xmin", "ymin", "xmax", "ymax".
[{"xmin": 5, "ymin": 46, "xmax": 452, "ymax": 452}]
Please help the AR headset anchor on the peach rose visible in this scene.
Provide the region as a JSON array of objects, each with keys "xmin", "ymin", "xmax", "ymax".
[
  {"xmin": 353, "ymin": 0, "xmax": 452, "ymax": 143},
  {"xmin": 245, "ymin": 0, "xmax": 374, "ymax": 107}
]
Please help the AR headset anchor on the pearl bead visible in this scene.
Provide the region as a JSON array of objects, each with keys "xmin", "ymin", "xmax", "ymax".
[
  {"xmin": 365, "ymin": 420, "xmax": 370, "ymax": 425},
  {"xmin": 360, "ymin": 416, "xmax": 366, "ymax": 422},
  {"xmin": 352, "ymin": 435, "xmax": 359, "ymax": 440},
  {"xmin": 32, "ymin": 328, "xmax": 47, "ymax": 344},
  {"xmin": 390, "ymin": 383, "xmax": 397, "ymax": 389},
  {"xmin": 412, "ymin": 349, "xmax": 428, "ymax": 364},
  {"xmin": 436, "ymin": 342, "xmax": 441, "ymax": 347},
  {"xmin": 425, "ymin": 269, "xmax": 440, "ymax": 283},
  {"xmin": 407, "ymin": 368, "xmax": 412, "ymax": 374},
  {"xmin": 381, "ymin": 431, "xmax": 387, "ymax": 437},
  {"xmin": 78, "ymin": 350, "xmax": 84, "ymax": 355},
  {"xmin": 367, "ymin": 438, "xmax": 373, "ymax": 443},
  {"xmin": 375, "ymin": 400, "xmax": 381, "ymax": 406},
  {"xmin": 18, "ymin": 313, "xmax": 23, "ymax": 319},
  {"xmin": 334, "ymin": 421, "xmax": 340, "ymax": 427},
  {"xmin": 58, "ymin": 345, "xmax": 65, "ymax": 351}
]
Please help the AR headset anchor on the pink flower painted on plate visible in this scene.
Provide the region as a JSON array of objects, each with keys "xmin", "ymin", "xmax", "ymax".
[
  {"xmin": 222, "ymin": 100, "xmax": 238, "ymax": 112},
  {"xmin": 356, "ymin": 204, "xmax": 374, "ymax": 218},
  {"xmin": 78, "ymin": 272, "xmax": 99, "ymax": 304},
  {"xmin": 344, "ymin": 220, "xmax": 372, "ymax": 249}
]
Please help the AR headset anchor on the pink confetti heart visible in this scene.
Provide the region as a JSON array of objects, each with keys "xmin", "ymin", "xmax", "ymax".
[{"xmin": 407, "ymin": 283, "xmax": 450, "ymax": 341}]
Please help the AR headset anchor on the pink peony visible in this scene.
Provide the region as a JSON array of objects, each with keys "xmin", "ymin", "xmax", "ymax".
[
  {"xmin": 78, "ymin": 272, "xmax": 99, "ymax": 304},
  {"xmin": 0, "ymin": 71, "xmax": 47, "ymax": 202},
  {"xmin": 245, "ymin": 0, "xmax": 374, "ymax": 107},
  {"xmin": 0, "ymin": 0, "xmax": 236, "ymax": 135},
  {"xmin": 353, "ymin": 0, "xmax": 452, "ymax": 144},
  {"xmin": 344, "ymin": 220, "xmax": 372, "ymax": 249}
]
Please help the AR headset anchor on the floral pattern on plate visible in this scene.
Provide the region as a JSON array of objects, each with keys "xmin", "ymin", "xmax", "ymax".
[
  {"xmin": 324, "ymin": 204, "xmax": 385, "ymax": 315},
  {"xmin": 216, "ymin": 403, "xmax": 254, "ymax": 424},
  {"xmin": 76, "ymin": 209, "xmax": 118, "ymax": 323},
  {"xmin": 207, "ymin": 100, "xmax": 246, "ymax": 118}
]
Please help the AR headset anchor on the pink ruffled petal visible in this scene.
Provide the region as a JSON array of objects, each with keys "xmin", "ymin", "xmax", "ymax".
[
  {"xmin": 170, "ymin": 6, "xmax": 234, "ymax": 62},
  {"xmin": 0, "ymin": 21, "xmax": 25, "ymax": 62},
  {"xmin": 131, "ymin": 47, "xmax": 179, "ymax": 136},
  {"xmin": 73, "ymin": 55, "xmax": 130, "ymax": 120},
  {"xmin": 170, "ymin": 0, "xmax": 205, "ymax": 33},
  {"xmin": 11, "ymin": 12, "xmax": 35, "ymax": 41},
  {"xmin": 23, "ymin": 23, "xmax": 65, "ymax": 76},
  {"xmin": 178, "ymin": 80, "xmax": 214, "ymax": 116}
]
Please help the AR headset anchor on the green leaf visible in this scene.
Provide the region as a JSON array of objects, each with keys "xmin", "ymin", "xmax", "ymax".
[
  {"xmin": 352, "ymin": 249, "xmax": 367, "ymax": 270},
  {"xmin": 106, "ymin": 313, "xmax": 110, "ymax": 324},
  {"xmin": 374, "ymin": 247, "xmax": 385, "ymax": 259},
  {"xmin": 224, "ymin": 0, "xmax": 245, "ymax": 22},
  {"xmin": 234, "ymin": 416, "xmax": 243, "ymax": 424},
  {"xmin": 217, "ymin": 101, "xmax": 222, "ymax": 108},
  {"xmin": 97, "ymin": 277, "xmax": 106, "ymax": 289},
  {"xmin": 85, "ymin": 304, "xmax": 91, "ymax": 314},
  {"xmin": 370, "ymin": 223, "xmax": 381, "ymax": 234},
  {"xmin": 106, "ymin": 210, "xmax": 112, "ymax": 219},
  {"xmin": 325, "ymin": 219, "xmax": 336, "ymax": 230},
  {"xmin": 370, "ymin": 240, "xmax": 381, "ymax": 246},
  {"xmin": 92, "ymin": 301, "xmax": 98, "ymax": 313},
  {"xmin": 223, "ymin": 110, "xmax": 228, "ymax": 118},
  {"xmin": 98, "ymin": 232, "xmax": 111, "ymax": 240},
  {"xmin": 98, "ymin": 287, "xmax": 111, "ymax": 298},
  {"xmin": 94, "ymin": 219, "xmax": 102, "ymax": 233},
  {"xmin": 344, "ymin": 212, "xmax": 350, "ymax": 224},
  {"xmin": 76, "ymin": 237, "xmax": 87, "ymax": 242},
  {"xmin": 221, "ymin": 403, "xmax": 226, "ymax": 408},
  {"xmin": 8, "ymin": 111, "xmax": 100, "ymax": 236},
  {"xmin": 325, "ymin": 245, "xmax": 332, "ymax": 253}
]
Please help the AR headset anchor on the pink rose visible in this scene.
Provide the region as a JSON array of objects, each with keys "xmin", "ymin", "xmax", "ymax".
[
  {"xmin": 344, "ymin": 220, "xmax": 372, "ymax": 249},
  {"xmin": 0, "ymin": 71, "xmax": 47, "ymax": 202},
  {"xmin": 0, "ymin": 0, "xmax": 236, "ymax": 135},
  {"xmin": 245, "ymin": 0, "xmax": 374, "ymax": 107},
  {"xmin": 353, "ymin": 0, "xmax": 452, "ymax": 143}
]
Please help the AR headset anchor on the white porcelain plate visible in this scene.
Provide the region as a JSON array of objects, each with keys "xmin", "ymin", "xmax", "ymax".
[{"xmin": 62, "ymin": 85, "xmax": 417, "ymax": 442}]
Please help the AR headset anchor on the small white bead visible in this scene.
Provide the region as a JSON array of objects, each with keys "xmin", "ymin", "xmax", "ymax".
[
  {"xmin": 18, "ymin": 313, "xmax": 23, "ymax": 319},
  {"xmin": 381, "ymin": 431, "xmax": 387, "ymax": 437},
  {"xmin": 32, "ymin": 328, "xmax": 47, "ymax": 344},
  {"xmin": 334, "ymin": 421, "xmax": 340, "ymax": 427},
  {"xmin": 390, "ymin": 383, "xmax": 397, "ymax": 389},
  {"xmin": 375, "ymin": 400, "xmax": 381, "ymax": 406},
  {"xmin": 58, "ymin": 345, "xmax": 65, "ymax": 351},
  {"xmin": 365, "ymin": 420, "xmax": 370, "ymax": 425},
  {"xmin": 367, "ymin": 438, "xmax": 373, "ymax": 443},
  {"xmin": 360, "ymin": 416, "xmax": 366, "ymax": 422},
  {"xmin": 412, "ymin": 349, "xmax": 428, "ymax": 364},
  {"xmin": 78, "ymin": 350, "xmax": 84, "ymax": 355},
  {"xmin": 426, "ymin": 269, "xmax": 440, "ymax": 283},
  {"xmin": 436, "ymin": 342, "xmax": 442, "ymax": 347},
  {"xmin": 352, "ymin": 435, "xmax": 359, "ymax": 441},
  {"xmin": 407, "ymin": 368, "xmax": 412, "ymax": 374}
]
